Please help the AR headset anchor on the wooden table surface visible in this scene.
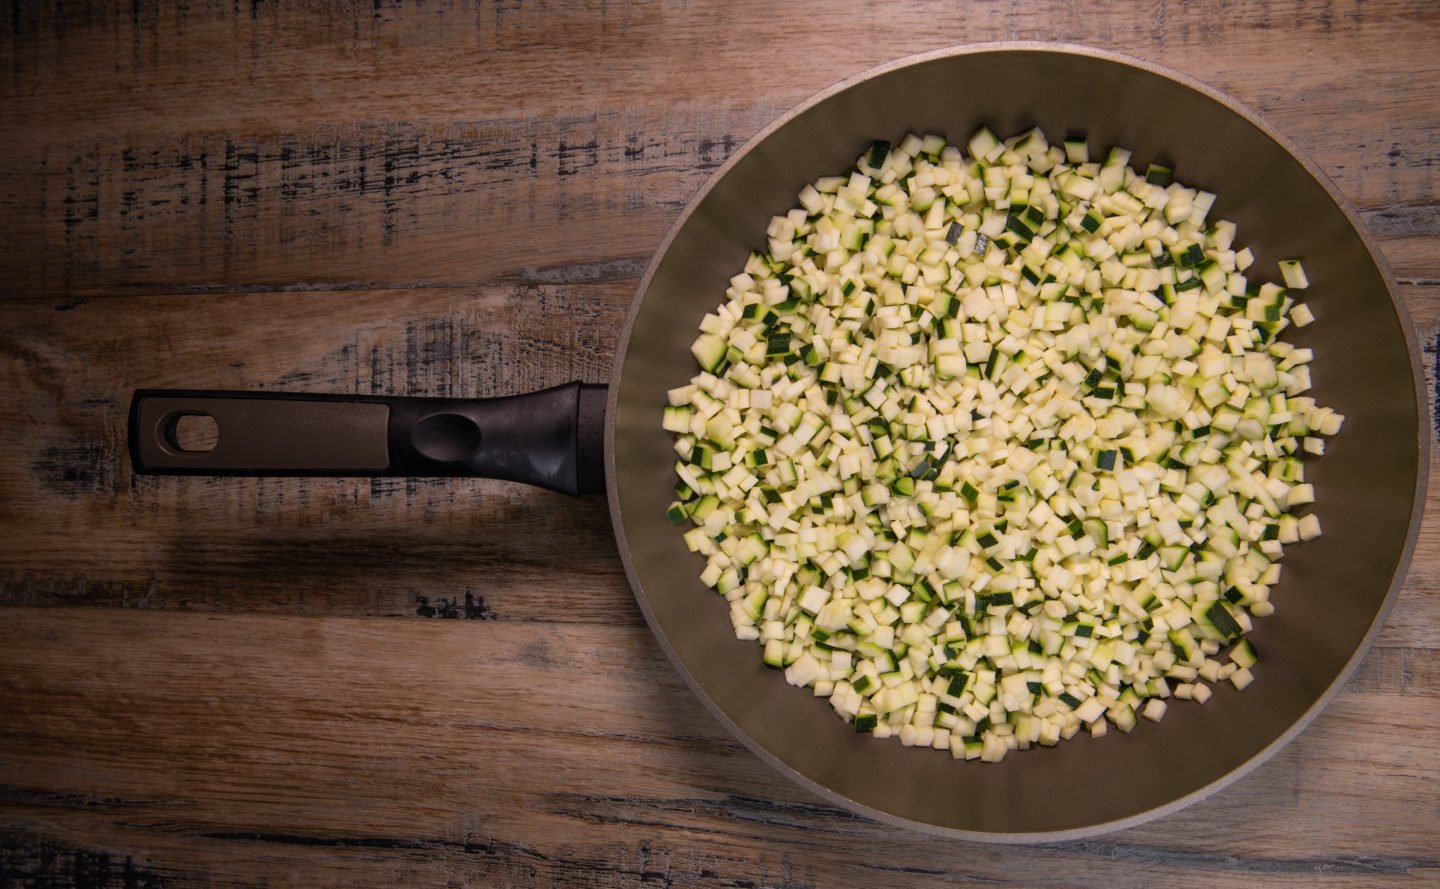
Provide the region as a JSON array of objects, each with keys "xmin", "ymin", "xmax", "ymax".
[{"xmin": 3, "ymin": 2, "xmax": 1438, "ymax": 886}]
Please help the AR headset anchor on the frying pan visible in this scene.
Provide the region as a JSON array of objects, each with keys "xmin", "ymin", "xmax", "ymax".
[{"xmin": 128, "ymin": 43, "xmax": 1428, "ymax": 840}]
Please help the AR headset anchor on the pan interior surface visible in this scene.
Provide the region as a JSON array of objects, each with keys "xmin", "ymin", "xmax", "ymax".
[{"xmin": 608, "ymin": 46, "xmax": 1422, "ymax": 838}]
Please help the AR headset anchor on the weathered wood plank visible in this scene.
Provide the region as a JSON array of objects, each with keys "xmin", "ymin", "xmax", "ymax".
[
  {"xmin": 1, "ymin": 0, "xmax": 1437, "ymax": 296},
  {"xmin": 0, "ymin": 610, "xmax": 1436, "ymax": 888},
  {"xmin": 5, "ymin": 0, "xmax": 1438, "ymax": 156}
]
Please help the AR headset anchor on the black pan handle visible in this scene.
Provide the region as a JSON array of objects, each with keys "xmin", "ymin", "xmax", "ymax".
[{"xmin": 128, "ymin": 382, "xmax": 607, "ymax": 495}]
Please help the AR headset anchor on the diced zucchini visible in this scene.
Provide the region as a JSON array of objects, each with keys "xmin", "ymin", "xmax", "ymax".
[
  {"xmin": 1278, "ymin": 259, "xmax": 1309, "ymax": 290},
  {"xmin": 691, "ymin": 333, "xmax": 727, "ymax": 372},
  {"xmin": 661, "ymin": 124, "xmax": 1344, "ymax": 764}
]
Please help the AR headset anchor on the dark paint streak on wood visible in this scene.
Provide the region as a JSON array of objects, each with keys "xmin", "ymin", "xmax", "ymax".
[
  {"xmin": 0, "ymin": 836, "xmax": 174, "ymax": 889},
  {"xmin": 414, "ymin": 589, "xmax": 497, "ymax": 620},
  {"xmin": 1427, "ymin": 332, "xmax": 1440, "ymax": 442},
  {"xmin": 515, "ymin": 255, "xmax": 649, "ymax": 285},
  {"xmin": 32, "ymin": 441, "xmax": 115, "ymax": 497},
  {"xmin": 864, "ymin": 861, "xmax": 1010, "ymax": 885},
  {"xmin": 1362, "ymin": 205, "xmax": 1440, "ymax": 240},
  {"xmin": 2, "ymin": 111, "xmax": 772, "ymax": 294},
  {"xmin": 0, "ymin": 574, "xmax": 159, "ymax": 609},
  {"xmin": 0, "ymin": 787, "xmax": 167, "ymax": 811},
  {"xmin": 696, "ymin": 134, "xmax": 738, "ymax": 170}
]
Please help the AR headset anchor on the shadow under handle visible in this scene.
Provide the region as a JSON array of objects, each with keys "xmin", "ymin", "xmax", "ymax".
[{"xmin": 127, "ymin": 382, "xmax": 607, "ymax": 496}]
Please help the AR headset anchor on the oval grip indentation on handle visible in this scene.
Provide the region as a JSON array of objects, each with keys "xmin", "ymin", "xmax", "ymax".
[{"xmin": 411, "ymin": 412, "xmax": 483, "ymax": 463}]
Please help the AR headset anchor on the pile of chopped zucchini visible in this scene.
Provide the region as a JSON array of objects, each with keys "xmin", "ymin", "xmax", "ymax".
[{"xmin": 663, "ymin": 127, "xmax": 1342, "ymax": 762}]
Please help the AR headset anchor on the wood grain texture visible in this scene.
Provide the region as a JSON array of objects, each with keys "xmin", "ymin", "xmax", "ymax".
[
  {"xmin": 2, "ymin": 0, "xmax": 1439, "ymax": 885},
  {"xmin": 1, "ymin": 0, "xmax": 1438, "ymax": 297},
  {"xmin": 1, "ymin": 610, "xmax": 1437, "ymax": 889}
]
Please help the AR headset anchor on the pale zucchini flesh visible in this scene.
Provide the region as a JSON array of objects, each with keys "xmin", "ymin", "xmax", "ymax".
[{"xmin": 665, "ymin": 127, "xmax": 1343, "ymax": 762}]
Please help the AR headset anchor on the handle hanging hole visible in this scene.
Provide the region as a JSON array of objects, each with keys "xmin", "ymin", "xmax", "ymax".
[{"xmin": 166, "ymin": 413, "xmax": 220, "ymax": 453}]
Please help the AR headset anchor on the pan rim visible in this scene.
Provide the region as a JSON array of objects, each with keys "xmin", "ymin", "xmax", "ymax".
[{"xmin": 603, "ymin": 40, "xmax": 1430, "ymax": 842}]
